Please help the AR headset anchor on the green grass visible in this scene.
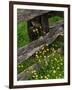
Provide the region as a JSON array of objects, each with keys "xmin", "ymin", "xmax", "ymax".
[
  {"xmin": 17, "ymin": 21, "xmax": 29, "ymax": 48},
  {"xmin": 49, "ymin": 16, "xmax": 63, "ymax": 25}
]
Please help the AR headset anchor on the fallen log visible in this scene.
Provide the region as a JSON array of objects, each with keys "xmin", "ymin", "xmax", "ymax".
[{"xmin": 18, "ymin": 20, "xmax": 64, "ymax": 64}]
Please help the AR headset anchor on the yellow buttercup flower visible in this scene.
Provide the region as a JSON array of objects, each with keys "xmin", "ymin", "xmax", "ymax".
[
  {"xmin": 55, "ymin": 58, "xmax": 57, "ymax": 61},
  {"xmin": 53, "ymin": 70, "xmax": 56, "ymax": 73},
  {"xmin": 61, "ymin": 63, "xmax": 63, "ymax": 65},
  {"xmin": 36, "ymin": 55, "xmax": 39, "ymax": 58},
  {"xmin": 34, "ymin": 72, "xmax": 37, "ymax": 75},
  {"xmin": 44, "ymin": 76, "xmax": 48, "ymax": 79},
  {"xmin": 33, "ymin": 29, "xmax": 35, "ymax": 32},
  {"xmin": 32, "ymin": 75, "xmax": 35, "ymax": 78},
  {"xmin": 36, "ymin": 51, "xmax": 38, "ymax": 54},
  {"xmin": 59, "ymin": 74, "xmax": 62, "ymax": 76},
  {"xmin": 44, "ymin": 56, "xmax": 46, "ymax": 58},
  {"xmin": 36, "ymin": 75, "xmax": 38, "ymax": 78},
  {"xmin": 46, "ymin": 44, "xmax": 48, "ymax": 46},
  {"xmin": 46, "ymin": 48, "xmax": 49, "ymax": 51},
  {"xmin": 41, "ymin": 76, "xmax": 43, "ymax": 79},
  {"xmin": 40, "ymin": 26, "xmax": 42, "ymax": 29},
  {"xmin": 47, "ymin": 55, "xmax": 49, "ymax": 58},
  {"xmin": 36, "ymin": 28, "xmax": 38, "ymax": 31},
  {"xmin": 42, "ymin": 47, "xmax": 44, "ymax": 50},
  {"xmin": 57, "ymin": 67, "xmax": 60, "ymax": 70},
  {"xmin": 21, "ymin": 65, "xmax": 23, "ymax": 68}
]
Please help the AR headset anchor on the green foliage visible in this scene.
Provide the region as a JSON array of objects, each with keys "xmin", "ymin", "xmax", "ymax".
[{"xmin": 17, "ymin": 21, "xmax": 29, "ymax": 48}]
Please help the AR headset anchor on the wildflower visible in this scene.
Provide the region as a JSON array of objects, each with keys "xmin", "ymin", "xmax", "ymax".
[
  {"xmin": 21, "ymin": 65, "xmax": 23, "ymax": 68},
  {"xmin": 47, "ymin": 74, "xmax": 49, "ymax": 77},
  {"xmin": 52, "ymin": 67, "xmax": 54, "ymax": 69},
  {"xmin": 47, "ymin": 55, "xmax": 49, "ymax": 58},
  {"xmin": 46, "ymin": 48, "xmax": 49, "ymax": 51},
  {"xmin": 55, "ymin": 58, "xmax": 57, "ymax": 61},
  {"xmin": 33, "ymin": 29, "xmax": 35, "ymax": 32},
  {"xmin": 32, "ymin": 70, "xmax": 36, "ymax": 73},
  {"xmin": 42, "ymin": 47, "xmax": 44, "ymax": 50},
  {"xmin": 40, "ymin": 26, "xmax": 42, "ymax": 29},
  {"xmin": 56, "ymin": 76, "xmax": 58, "ymax": 79},
  {"xmin": 46, "ymin": 43, "xmax": 48, "ymax": 46},
  {"xmin": 32, "ymin": 75, "xmax": 35, "ymax": 78},
  {"xmin": 57, "ymin": 67, "xmax": 60, "ymax": 70},
  {"xmin": 59, "ymin": 74, "xmax": 62, "ymax": 76},
  {"xmin": 61, "ymin": 63, "xmax": 63, "ymax": 65},
  {"xmin": 34, "ymin": 72, "xmax": 37, "ymax": 75},
  {"xmin": 33, "ymin": 70, "xmax": 36, "ymax": 73},
  {"xmin": 36, "ymin": 55, "xmax": 39, "ymax": 58},
  {"xmin": 36, "ymin": 75, "xmax": 38, "ymax": 78},
  {"xmin": 44, "ymin": 56, "xmax": 46, "ymax": 58},
  {"xmin": 53, "ymin": 70, "xmax": 56, "ymax": 73},
  {"xmin": 36, "ymin": 28, "xmax": 38, "ymax": 31},
  {"xmin": 36, "ymin": 51, "xmax": 38, "ymax": 54},
  {"xmin": 41, "ymin": 76, "xmax": 43, "ymax": 79},
  {"xmin": 44, "ymin": 76, "xmax": 48, "ymax": 79}
]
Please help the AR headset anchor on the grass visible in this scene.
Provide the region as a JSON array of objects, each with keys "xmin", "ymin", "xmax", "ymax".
[
  {"xmin": 17, "ymin": 16, "xmax": 64, "ymax": 80},
  {"xmin": 17, "ymin": 21, "xmax": 29, "ymax": 48},
  {"xmin": 49, "ymin": 16, "xmax": 63, "ymax": 25}
]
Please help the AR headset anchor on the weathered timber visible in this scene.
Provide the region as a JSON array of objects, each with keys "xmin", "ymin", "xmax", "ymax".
[
  {"xmin": 17, "ymin": 64, "xmax": 40, "ymax": 80},
  {"xmin": 41, "ymin": 13, "xmax": 49, "ymax": 33},
  {"xmin": 17, "ymin": 20, "xmax": 64, "ymax": 64},
  {"xmin": 17, "ymin": 9, "xmax": 64, "ymax": 22},
  {"xmin": 17, "ymin": 9, "xmax": 49, "ymax": 22}
]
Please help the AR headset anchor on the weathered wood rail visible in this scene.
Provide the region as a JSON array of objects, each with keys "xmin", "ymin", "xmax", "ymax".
[
  {"xmin": 17, "ymin": 9, "xmax": 64, "ymax": 22},
  {"xmin": 17, "ymin": 20, "xmax": 64, "ymax": 64}
]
